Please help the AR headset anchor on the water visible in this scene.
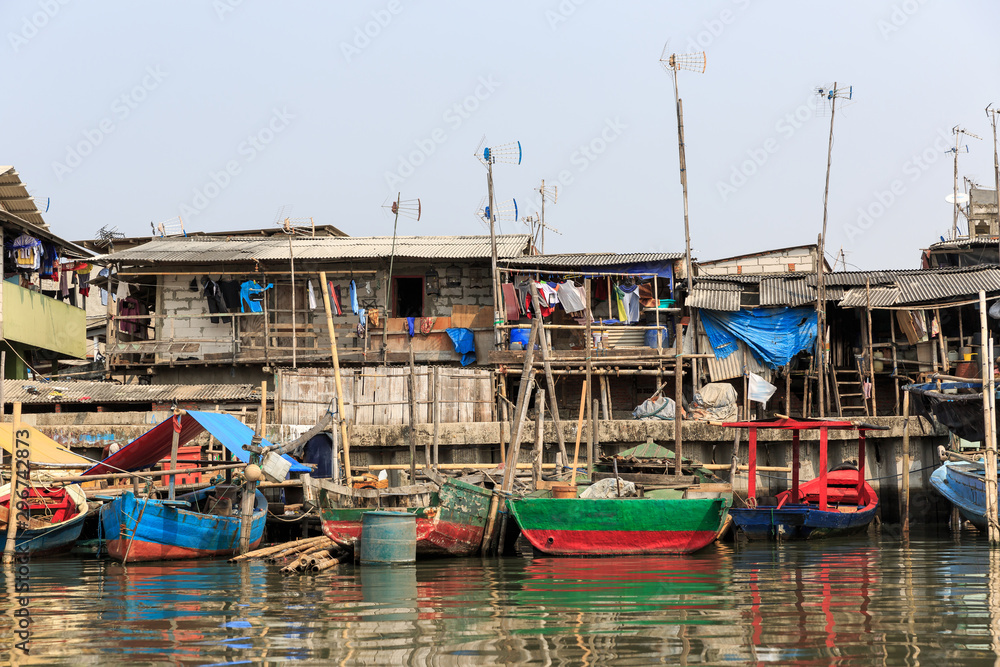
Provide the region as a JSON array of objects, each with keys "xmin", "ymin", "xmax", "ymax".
[{"xmin": 4, "ymin": 530, "xmax": 1000, "ymax": 665}]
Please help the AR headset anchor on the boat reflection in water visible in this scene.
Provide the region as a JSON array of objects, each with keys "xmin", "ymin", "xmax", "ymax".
[{"xmin": 12, "ymin": 534, "xmax": 1000, "ymax": 665}]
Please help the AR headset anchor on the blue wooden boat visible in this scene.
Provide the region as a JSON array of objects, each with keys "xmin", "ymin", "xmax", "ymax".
[
  {"xmin": 930, "ymin": 460, "xmax": 988, "ymax": 530},
  {"xmin": 1, "ymin": 483, "xmax": 88, "ymax": 556},
  {"xmin": 722, "ymin": 417, "xmax": 882, "ymax": 541},
  {"xmin": 729, "ymin": 468, "xmax": 878, "ymax": 540},
  {"xmin": 99, "ymin": 485, "xmax": 267, "ymax": 563}
]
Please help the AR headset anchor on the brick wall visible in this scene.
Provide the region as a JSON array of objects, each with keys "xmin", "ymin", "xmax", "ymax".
[
  {"xmin": 160, "ymin": 274, "xmax": 235, "ymax": 359},
  {"xmin": 699, "ymin": 247, "xmax": 816, "ymax": 276}
]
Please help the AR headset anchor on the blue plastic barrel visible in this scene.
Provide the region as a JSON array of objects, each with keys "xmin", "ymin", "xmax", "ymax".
[
  {"xmin": 360, "ymin": 511, "xmax": 417, "ymax": 564},
  {"xmin": 510, "ymin": 328, "xmax": 531, "ymax": 346},
  {"xmin": 645, "ymin": 327, "xmax": 671, "ymax": 349}
]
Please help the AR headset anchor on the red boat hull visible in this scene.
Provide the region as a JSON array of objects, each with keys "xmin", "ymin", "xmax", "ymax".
[
  {"xmin": 517, "ymin": 527, "xmax": 720, "ymax": 556},
  {"xmin": 323, "ymin": 517, "xmax": 483, "ymax": 557}
]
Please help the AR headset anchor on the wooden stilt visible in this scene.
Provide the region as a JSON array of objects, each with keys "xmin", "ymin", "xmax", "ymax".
[
  {"xmin": 534, "ymin": 389, "xmax": 545, "ymax": 489},
  {"xmin": 3, "ymin": 403, "xmax": 24, "ymax": 566},
  {"xmin": 902, "ymin": 389, "xmax": 910, "ymax": 536}
]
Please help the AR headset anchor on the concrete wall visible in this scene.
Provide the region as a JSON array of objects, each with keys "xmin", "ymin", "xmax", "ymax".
[
  {"xmin": 699, "ymin": 247, "xmax": 816, "ymax": 276},
  {"xmin": 160, "ymin": 274, "xmax": 235, "ymax": 359}
]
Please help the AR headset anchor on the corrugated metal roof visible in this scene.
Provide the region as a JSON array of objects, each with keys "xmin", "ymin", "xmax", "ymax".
[
  {"xmin": 502, "ymin": 252, "xmax": 683, "ymax": 267},
  {"xmin": 760, "ymin": 277, "xmax": 813, "ymax": 307},
  {"xmin": 0, "ymin": 166, "xmax": 47, "ymax": 228},
  {"xmin": 95, "ymin": 234, "xmax": 532, "ymax": 264},
  {"xmin": 688, "ymin": 283, "xmax": 741, "ymax": 311},
  {"xmin": 3, "ymin": 380, "xmax": 258, "ymax": 405},
  {"xmin": 838, "ymin": 266, "xmax": 1000, "ymax": 307}
]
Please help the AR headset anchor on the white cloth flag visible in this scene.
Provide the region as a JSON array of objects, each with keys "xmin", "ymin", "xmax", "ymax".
[{"xmin": 748, "ymin": 372, "xmax": 777, "ymax": 404}]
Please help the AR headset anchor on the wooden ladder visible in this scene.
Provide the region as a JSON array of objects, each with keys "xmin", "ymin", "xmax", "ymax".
[{"xmin": 834, "ymin": 357, "xmax": 869, "ymax": 416}]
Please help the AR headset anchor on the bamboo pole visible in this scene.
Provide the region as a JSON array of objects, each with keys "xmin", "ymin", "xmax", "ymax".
[
  {"xmin": 54, "ymin": 462, "xmax": 248, "ymax": 485},
  {"xmin": 980, "ymin": 290, "xmax": 999, "ymax": 544},
  {"xmin": 432, "ymin": 366, "xmax": 440, "ymax": 471},
  {"xmin": 585, "ymin": 278, "xmax": 594, "ymax": 478},
  {"xmin": 901, "ymin": 389, "xmax": 910, "ymax": 536},
  {"xmin": 167, "ymin": 409, "xmax": 181, "ymax": 501},
  {"xmin": 288, "ymin": 230, "xmax": 297, "ymax": 369},
  {"xmin": 534, "ymin": 389, "xmax": 545, "ymax": 489},
  {"xmin": 364, "ymin": 463, "xmax": 558, "ymax": 471},
  {"xmin": 231, "ymin": 535, "xmax": 331, "ymax": 562},
  {"xmin": 675, "ymin": 321, "xmax": 684, "ymax": 476},
  {"xmin": 407, "ymin": 343, "xmax": 418, "ymax": 481},
  {"xmin": 866, "ymin": 277, "xmax": 877, "ymax": 416},
  {"xmin": 319, "ymin": 271, "xmax": 352, "ymax": 481},
  {"xmin": 239, "ymin": 382, "xmax": 266, "ymax": 555},
  {"xmin": 496, "ymin": 369, "xmax": 536, "ymax": 553},
  {"xmin": 571, "ymin": 380, "xmax": 588, "ymax": 486},
  {"xmin": 529, "ymin": 283, "xmax": 569, "ymax": 470},
  {"xmin": 3, "ymin": 403, "xmax": 24, "ymax": 566}
]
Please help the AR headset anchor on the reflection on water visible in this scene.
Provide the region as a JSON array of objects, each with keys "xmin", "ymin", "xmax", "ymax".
[{"xmin": 3, "ymin": 530, "xmax": 1000, "ymax": 665}]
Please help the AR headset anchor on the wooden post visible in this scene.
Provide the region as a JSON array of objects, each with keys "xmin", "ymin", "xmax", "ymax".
[
  {"xmin": 239, "ymin": 382, "xmax": 266, "ymax": 555},
  {"xmin": 980, "ymin": 290, "xmax": 1000, "ymax": 543},
  {"xmin": 498, "ymin": 372, "xmax": 508, "ymax": 467},
  {"xmin": 3, "ymin": 403, "xmax": 24, "ymax": 566},
  {"xmin": 570, "ymin": 380, "xmax": 587, "ymax": 486},
  {"xmin": 407, "ymin": 344, "xmax": 419, "ymax": 481},
  {"xmin": 675, "ymin": 321, "xmax": 684, "ymax": 476},
  {"xmin": 168, "ymin": 410, "xmax": 181, "ymax": 501},
  {"xmin": 432, "ymin": 366, "xmax": 440, "ymax": 471},
  {"xmin": 902, "ymin": 389, "xmax": 910, "ymax": 535},
  {"xmin": 818, "ymin": 426, "xmax": 829, "ymax": 512},
  {"xmin": 890, "ymin": 307, "xmax": 901, "ymax": 415},
  {"xmin": 288, "ymin": 231, "xmax": 297, "ymax": 369},
  {"xmin": 585, "ymin": 278, "xmax": 594, "ymax": 478},
  {"xmin": 495, "ymin": 368, "xmax": 536, "ymax": 554},
  {"xmin": 866, "ymin": 278, "xmax": 877, "ymax": 416},
  {"xmin": 747, "ymin": 426, "xmax": 757, "ymax": 503},
  {"xmin": 791, "ymin": 430, "xmax": 800, "ymax": 504},
  {"xmin": 319, "ymin": 271, "xmax": 352, "ymax": 481},
  {"xmin": 599, "ymin": 376, "xmax": 609, "ymax": 420},
  {"xmin": 529, "ymin": 283, "xmax": 568, "ymax": 469},
  {"xmin": 937, "ymin": 307, "xmax": 949, "ymax": 374},
  {"xmin": 533, "ymin": 389, "xmax": 545, "ymax": 489},
  {"xmin": 482, "ymin": 316, "xmax": 540, "ymax": 554}
]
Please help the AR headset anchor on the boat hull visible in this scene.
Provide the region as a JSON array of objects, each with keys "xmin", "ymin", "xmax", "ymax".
[
  {"xmin": 319, "ymin": 478, "xmax": 492, "ymax": 557},
  {"xmin": 99, "ymin": 488, "xmax": 267, "ymax": 563},
  {"xmin": 508, "ymin": 497, "xmax": 730, "ymax": 556},
  {"xmin": 930, "ymin": 461, "xmax": 988, "ymax": 530},
  {"xmin": 729, "ymin": 505, "xmax": 878, "ymax": 540},
  {"xmin": 1, "ymin": 483, "xmax": 88, "ymax": 557}
]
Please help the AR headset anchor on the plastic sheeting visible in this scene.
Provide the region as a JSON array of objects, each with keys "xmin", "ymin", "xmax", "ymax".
[
  {"xmin": 701, "ymin": 307, "xmax": 817, "ymax": 369},
  {"xmin": 580, "ymin": 477, "xmax": 638, "ymax": 498},
  {"xmin": 688, "ymin": 383, "xmax": 738, "ymax": 422},
  {"xmin": 632, "ymin": 396, "xmax": 675, "ymax": 421},
  {"xmin": 445, "ymin": 327, "xmax": 476, "ymax": 366}
]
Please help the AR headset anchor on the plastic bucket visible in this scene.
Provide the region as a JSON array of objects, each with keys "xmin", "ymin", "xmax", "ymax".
[
  {"xmin": 645, "ymin": 327, "xmax": 670, "ymax": 349},
  {"xmin": 360, "ymin": 511, "xmax": 417, "ymax": 564}
]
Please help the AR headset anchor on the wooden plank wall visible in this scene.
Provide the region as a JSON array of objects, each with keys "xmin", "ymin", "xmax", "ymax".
[{"xmin": 278, "ymin": 366, "xmax": 493, "ymax": 427}]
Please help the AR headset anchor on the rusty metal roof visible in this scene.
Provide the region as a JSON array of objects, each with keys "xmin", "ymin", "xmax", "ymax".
[
  {"xmin": 502, "ymin": 252, "xmax": 683, "ymax": 267},
  {"xmin": 94, "ymin": 234, "xmax": 532, "ymax": 265},
  {"xmin": 838, "ymin": 266, "xmax": 1000, "ymax": 308},
  {"xmin": 3, "ymin": 380, "xmax": 258, "ymax": 405}
]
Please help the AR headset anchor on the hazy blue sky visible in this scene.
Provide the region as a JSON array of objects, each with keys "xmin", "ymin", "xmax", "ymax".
[{"xmin": 4, "ymin": 1, "xmax": 999, "ymax": 269}]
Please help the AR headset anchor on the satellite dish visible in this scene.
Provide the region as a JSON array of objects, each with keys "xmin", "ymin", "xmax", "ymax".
[{"xmin": 946, "ymin": 193, "xmax": 970, "ymax": 204}]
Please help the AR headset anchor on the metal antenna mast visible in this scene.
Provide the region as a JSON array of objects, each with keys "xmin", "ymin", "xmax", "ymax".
[
  {"xmin": 536, "ymin": 180, "xmax": 558, "ymax": 254},
  {"xmin": 947, "ymin": 126, "xmax": 981, "ymax": 239},
  {"xmin": 815, "ymin": 82, "xmax": 852, "ymax": 418},
  {"xmin": 660, "ymin": 46, "xmax": 705, "ymax": 295},
  {"xmin": 476, "ymin": 139, "xmax": 522, "ymax": 348},
  {"xmin": 988, "ymin": 106, "xmax": 1000, "ymax": 257}
]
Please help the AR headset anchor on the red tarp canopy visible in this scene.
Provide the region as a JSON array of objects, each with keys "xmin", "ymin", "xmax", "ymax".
[{"xmin": 721, "ymin": 417, "xmax": 883, "ymax": 432}]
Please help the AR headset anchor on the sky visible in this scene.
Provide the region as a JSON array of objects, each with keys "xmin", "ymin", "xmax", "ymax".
[{"xmin": 3, "ymin": 1, "xmax": 1000, "ymax": 270}]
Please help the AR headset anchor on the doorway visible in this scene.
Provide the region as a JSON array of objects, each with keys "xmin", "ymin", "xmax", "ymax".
[{"xmin": 393, "ymin": 276, "xmax": 424, "ymax": 318}]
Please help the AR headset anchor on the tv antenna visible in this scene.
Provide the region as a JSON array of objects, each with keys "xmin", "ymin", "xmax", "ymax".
[
  {"xmin": 381, "ymin": 193, "xmax": 422, "ymax": 326},
  {"xmin": 988, "ymin": 105, "xmax": 1000, "ymax": 244},
  {"xmin": 660, "ymin": 45, "xmax": 705, "ymax": 296},
  {"xmin": 475, "ymin": 137, "xmax": 522, "ymax": 347},
  {"xmin": 947, "ymin": 126, "xmax": 982, "ymax": 239},
  {"xmin": 813, "ymin": 81, "xmax": 853, "ymax": 418},
  {"xmin": 151, "ymin": 216, "xmax": 185, "ymax": 238},
  {"xmin": 534, "ymin": 180, "xmax": 558, "ymax": 253},
  {"xmin": 94, "ymin": 225, "xmax": 125, "ymax": 249},
  {"xmin": 478, "ymin": 197, "xmax": 518, "ymax": 229},
  {"xmin": 28, "ymin": 193, "xmax": 50, "ymax": 213}
]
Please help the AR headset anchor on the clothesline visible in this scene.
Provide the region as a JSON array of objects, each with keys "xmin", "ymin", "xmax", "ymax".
[{"xmin": 498, "ymin": 268, "xmax": 661, "ymax": 279}]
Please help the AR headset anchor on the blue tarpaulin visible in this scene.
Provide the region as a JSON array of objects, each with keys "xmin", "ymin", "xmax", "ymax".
[
  {"xmin": 83, "ymin": 410, "xmax": 310, "ymax": 477},
  {"xmin": 446, "ymin": 327, "xmax": 476, "ymax": 366},
  {"xmin": 701, "ymin": 307, "xmax": 818, "ymax": 369}
]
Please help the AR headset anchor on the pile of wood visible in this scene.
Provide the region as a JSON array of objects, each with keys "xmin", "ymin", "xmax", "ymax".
[{"xmin": 229, "ymin": 534, "xmax": 343, "ymax": 574}]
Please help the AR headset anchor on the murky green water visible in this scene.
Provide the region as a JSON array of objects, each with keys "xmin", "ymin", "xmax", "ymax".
[{"xmin": 3, "ymin": 530, "xmax": 1000, "ymax": 665}]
